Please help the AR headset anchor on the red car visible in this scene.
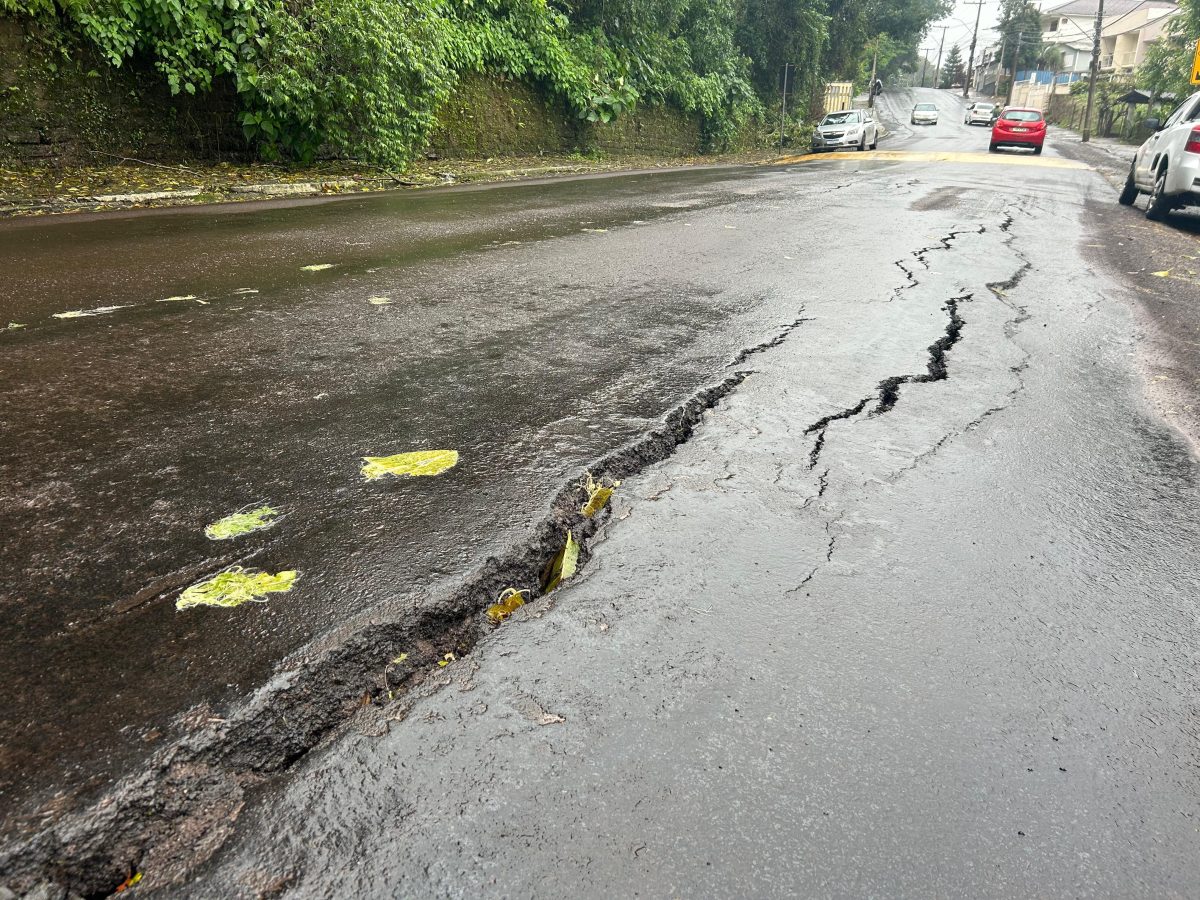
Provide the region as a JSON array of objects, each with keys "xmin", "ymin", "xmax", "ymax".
[{"xmin": 989, "ymin": 107, "xmax": 1046, "ymax": 155}]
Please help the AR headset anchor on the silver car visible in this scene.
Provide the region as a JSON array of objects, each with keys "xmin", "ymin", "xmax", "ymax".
[
  {"xmin": 911, "ymin": 102, "xmax": 939, "ymax": 125},
  {"xmin": 812, "ymin": 110, "xmax": 879, "ymax": 152}
]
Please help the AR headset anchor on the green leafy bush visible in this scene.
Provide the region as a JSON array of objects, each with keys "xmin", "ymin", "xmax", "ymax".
[{"xmin": 1, "ymin": 0, "xmax": 946, "ymax": 162}]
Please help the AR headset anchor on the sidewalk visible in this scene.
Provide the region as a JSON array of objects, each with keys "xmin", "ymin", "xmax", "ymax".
[{"xmin": 0, "ymin": 150, "xmax": 778, "ymax": 218}]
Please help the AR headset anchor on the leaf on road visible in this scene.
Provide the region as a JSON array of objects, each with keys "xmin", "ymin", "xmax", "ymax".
[
  {"xmin": 115, "ymin": 872, "xmax": 142, "ymax": 892},
  {"xmin": 1151, "ymin": 270, "xmax": 1171, "ymax": 278},
  {"xmin": 581, "ymin": 473, "xmax": 620, "ymax": 517},
  {"xmin": 5, "ymin": 322, "xmax": 26, "ymax": 330},
  {"xmin": 233, "ymin": 288, "xmax": 259, "ymax": 294},
  {"xmin": 52, "ymin": 305, "xmax": 129, "ymax": 319},
  {"xmin": 361, "ymin": 449, "xmax": 459, "ymax": 480},
  {"xmin": 301, "ymin": 263, "xmax": 335, "ymax": 271},
  {"xmin": 542, "ymin": 531, "xmax": 580, "ymax": 593},
  {"xmin": 368, "ymin": 297, "xmax": 393, "ymax": 305},
  {"xmin": 438, "ymin": 652, "xmax": 456, "ymax": 667},
  {"xmin": 487, "ymin": 588, "xmax": 529, "ymax": 622},
  {"xmin": 204, "ymin": 504, "xmax": 280, "ymax": 540},
  {"xmin": 581, "ymin": 227, "xmax": 608, "ymax": 233},
  {"xmin": 177, "ymin": 567, "xmax": 298, "ymax": 610},
  {"xmin": 157, "ymin": 294, "xmax": 197, "ymax": 302}
]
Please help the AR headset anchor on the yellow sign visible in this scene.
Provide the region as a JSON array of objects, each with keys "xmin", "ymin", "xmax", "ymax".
[{"xmin": 1192, "ymin": 39, "xmax": 1200, "ymax": 85}]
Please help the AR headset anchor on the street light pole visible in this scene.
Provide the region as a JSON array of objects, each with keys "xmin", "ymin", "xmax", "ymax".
[
  {"xmin": 964, "ymin": 0, "xmax": 986, "ymax": 98},
  {"xmin": 1081, "ymin": 0, "xmax": 1105, "ymax": 142}
]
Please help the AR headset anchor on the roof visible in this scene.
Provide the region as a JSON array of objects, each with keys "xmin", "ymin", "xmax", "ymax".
[{"xmin": 1042, "ymin": 0, "xmax": 1176, "ymax": 16}]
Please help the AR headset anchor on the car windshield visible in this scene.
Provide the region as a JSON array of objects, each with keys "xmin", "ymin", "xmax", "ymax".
[
  {"xmin": 1002, "ymin": 110, "xmax": 1042, "ymax": 122},
  {"xmin": 821, "ymin": 112, "xmax": 859, "ymax": 125},
  {"xmin": 914, "ymin": 104, "xmax": 936, "ymax": 111}
]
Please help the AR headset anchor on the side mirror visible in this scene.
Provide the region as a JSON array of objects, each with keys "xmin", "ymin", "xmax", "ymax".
[{"xmin": 1143, "ymin": 117, "xmax": 1162, "ymax": 131}]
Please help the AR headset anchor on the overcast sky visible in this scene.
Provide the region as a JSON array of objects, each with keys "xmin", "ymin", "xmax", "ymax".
[{"xmin": 923, "ymin": 0, "xmax": 1007, "ymax": 61}]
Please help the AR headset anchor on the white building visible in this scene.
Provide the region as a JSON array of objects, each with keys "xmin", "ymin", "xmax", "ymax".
[{"xmin": 1038, "ymin": 0, "xmax": 1180, "ymax": 74}]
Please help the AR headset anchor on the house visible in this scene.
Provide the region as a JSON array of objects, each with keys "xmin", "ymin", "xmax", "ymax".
[{"xmin": 1038, "ymin": 0, "xmax": 1180, "ymax": 74}]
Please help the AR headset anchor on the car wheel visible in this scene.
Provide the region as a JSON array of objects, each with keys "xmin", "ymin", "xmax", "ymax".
[
  {"xmin": 989, "ymin": 143, "xmax": 998, "ymax": 153},
  {"xmin": 1118, "ymin": 163, "xmax": 1139, "ymax": 206},
  {"xmin": 1146, "ymin": 167, "xmax": 1172, "ymax": 221},
  {"xmin": 858, "ymin": 137, "xmax": 866, "ymax": 151},
  {"xmin": 1033, "ymin": 145, "xmax": 1043, "ymax": 155},
  {"xmin": 869, "ymin": 133, "xmax": 878, "ymax": 149}
]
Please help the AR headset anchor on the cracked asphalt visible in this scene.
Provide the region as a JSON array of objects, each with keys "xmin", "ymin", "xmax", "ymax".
[{"xmin": 5, "ymin": 88, "xmax": 1200, "ymax": 897}]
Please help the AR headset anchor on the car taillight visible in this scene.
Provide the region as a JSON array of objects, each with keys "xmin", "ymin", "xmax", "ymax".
[{"xmin": 1186, "ymin": 126, "xmax": 1200, "ymax": 154}]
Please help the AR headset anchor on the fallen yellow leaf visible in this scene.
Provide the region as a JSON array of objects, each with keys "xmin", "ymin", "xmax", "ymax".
[{"xmin": 361, "ymin": 449, "xmax": 459, "ymax": 480}]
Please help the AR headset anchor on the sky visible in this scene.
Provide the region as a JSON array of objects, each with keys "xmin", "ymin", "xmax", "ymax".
[{"xmin": 923, "ymin": 0, "xmax": 1007, "ymax": 64}]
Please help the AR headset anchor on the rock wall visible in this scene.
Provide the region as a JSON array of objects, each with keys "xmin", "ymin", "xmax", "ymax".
[
  {"xmin": 0, "ymin": 18, "xmax": 246, "ymax": 165},
  {"xmin": 427, "ymin": 74, "xmax": 703, "ymax": 159}
]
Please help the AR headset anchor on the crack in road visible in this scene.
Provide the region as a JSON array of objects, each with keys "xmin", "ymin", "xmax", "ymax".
[
  {"xmin": 892, "ymin": 224, "xmax": 986, "ymax": 301},
  {"xmin": 729, "ymin": 313, "xmax": 812, "ymax": 367},
  {"xmin": 803, "ymin": 290, "xmax": 972, "ymax": 470},
  {"xmin": 0, "ymin": 314, "xmax": 813, "ymax": 899},
  {"xmin": 874, "ymin": 293, "xmax": 969, "ymax": 414}
]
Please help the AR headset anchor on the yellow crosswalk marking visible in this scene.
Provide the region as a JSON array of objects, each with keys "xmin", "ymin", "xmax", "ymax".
[{"xmin": 774, "ymin": 150, "xmax": 1088, "ymax": 170}]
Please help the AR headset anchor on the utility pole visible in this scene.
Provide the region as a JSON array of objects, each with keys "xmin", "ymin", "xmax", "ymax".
[
  {"xmin": 995, "ymin": 35, "xmax": 1006, "ymax": 97},
  {"xmin": 964, "ymin": 0, "xmax": 986, "ymax": 98},
  {"xmin": 868, "ymin": 43, "xmax": 879, "ymax": 108},
  {"xmin": 1006, "ymin": 32, "xmax": 1023, "ymax": 105},
  {"xmin": 933, "ymin": 26, "xmax": 948, "ymax": 89},
  {"xmin": 920, "ymin": 52, "xmax": 928, "ymax": 88},
  {"xmin": 778, "ymin": 63, "xmax": 793, "ymax": 148},
  {"xmin": 1081, "ymin": 0, "xmax": 1105, "ymax": 142}
]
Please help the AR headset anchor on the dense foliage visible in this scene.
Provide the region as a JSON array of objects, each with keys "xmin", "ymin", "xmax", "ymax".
[
  {"xmin": 1139, "ymin": 0, "xmax": 1200, "ymax": 101},
  {"xmin": 3, "ymin": 0, "xmax": 950, "ymax": 164}
]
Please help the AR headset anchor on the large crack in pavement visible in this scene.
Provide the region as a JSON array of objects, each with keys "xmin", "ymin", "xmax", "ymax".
[
  {"xmin": 802, "ymin": 208, "xmax": 1034, "ymax": 590},
  {"xmin": 0, "ymin": 313, "xmax": 812, "ymax": 899},
  {"xmin": 892, "ymin": 224, "xmax": 986, "ymax": 301}
]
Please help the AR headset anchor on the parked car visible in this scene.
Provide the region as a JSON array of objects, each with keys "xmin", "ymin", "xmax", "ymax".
[
  {"xmin": 964, "ymin": 102, "xmax": 996, "ymax": 126},
  {"xmin": 989, "ymin": 108, "xmax": 1046, "ymax": 154},
  {"xmin": 911, "ymin": 102, "xmax": 939, "ymax": 125},
  {"xmin": 811, "ymin": 110, "xmax": 879, "ymax": 152},
  {"xmin": 1119, "ymin": 91, "xmax": 1200, "ymax": 221}
]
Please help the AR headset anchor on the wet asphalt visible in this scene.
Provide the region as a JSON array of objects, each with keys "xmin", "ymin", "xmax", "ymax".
[{"xmin": 5, "ymin": 89, "xmax": 1200, "ymax": 896}]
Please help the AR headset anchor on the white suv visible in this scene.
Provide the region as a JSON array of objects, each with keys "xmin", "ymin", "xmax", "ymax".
[
  {"xmin": 964, "ymin": 102, "xmax": 996, "ymax": 125},
  {"xmin": 1120, "ymin": 91, "xmax": 1200, "ymax": 220}
]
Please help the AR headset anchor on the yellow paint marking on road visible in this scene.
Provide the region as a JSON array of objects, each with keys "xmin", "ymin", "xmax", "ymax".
[{"xmin": 774, "ymin": 150, "xmax": 1088, "ymax": 170}]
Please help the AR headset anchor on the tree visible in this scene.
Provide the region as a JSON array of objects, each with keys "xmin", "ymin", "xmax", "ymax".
[
  {"xmin": 1139, "ymin": 0, "xmax": 1200, "ymax": 99},
  {"xmin": 940, "ymin": 43, "xmax": 964, "ymax": 87},
  {"xmin": 995, "ymin": 0, "xmax": 1044, "ymax": 76}
]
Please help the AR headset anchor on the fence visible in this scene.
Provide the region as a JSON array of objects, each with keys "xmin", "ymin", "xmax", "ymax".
[{"xmin": 823, "ymin": 82, "xmax": 854, "ymax": 114}]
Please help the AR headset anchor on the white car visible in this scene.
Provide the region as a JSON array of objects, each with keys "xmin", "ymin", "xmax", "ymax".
[
  {"xmin": 911, "ymin": 102, "xmax": 939, "ymax": 125},
  {"xmin": 811, "ymin": 110, "xmax": 879, "ymax": 152},
  {"xmin": 964, "ymin": 102, "xmax": 996, "ymax": 125},
  {"xmin": 1120, "ymin": 91, "xmax": 1200, "ymax": 220}
]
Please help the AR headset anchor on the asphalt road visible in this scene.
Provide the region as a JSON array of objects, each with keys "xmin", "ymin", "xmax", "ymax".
[{"xmin": 3, "ymin": 88, "xmax": 1200, "ymax": 896}]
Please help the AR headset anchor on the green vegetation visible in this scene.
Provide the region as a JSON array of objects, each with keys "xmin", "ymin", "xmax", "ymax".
[
  {"xmin": 3, "ymin": 0, "xmax": 950, "ymax": 164},
  {"xmin": 1139, "ymin": 0, "xmax": 1200, "ymax": 101},
  {"xmin": 939, "ymin": 42, "xmax": 963, "ymax": 89}
]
